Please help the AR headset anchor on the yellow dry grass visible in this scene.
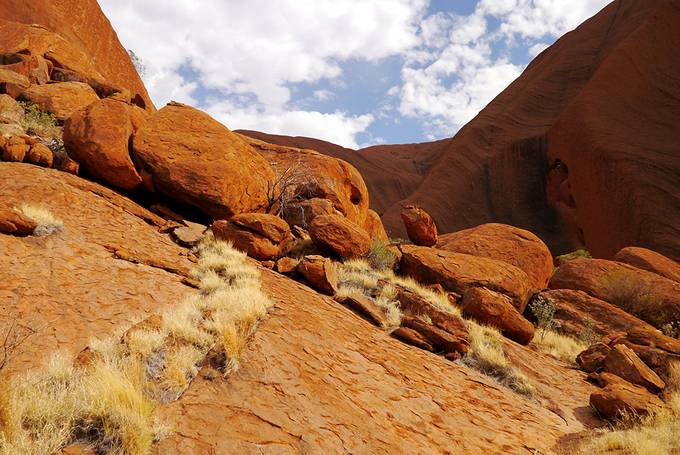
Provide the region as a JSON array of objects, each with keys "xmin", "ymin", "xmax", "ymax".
[
  {"xmin": 531, "ymin": 330, "xmax": 589, "ymax": 364},
  {"xmin": 0, "ymin": 234, "xmax": 273, "ymax": 454},
  {"xmin": 17, "ymin": 204, "xmax": 64, "ymax": 236}
]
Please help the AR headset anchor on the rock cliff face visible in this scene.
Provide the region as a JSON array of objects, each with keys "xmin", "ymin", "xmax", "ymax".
[
  {"xmin": 241, "ymin": 0, "xmax": 680, "ymax": 261},
  {"xmin": 0, "ymin": 0, "xmax": 153, "ymax": 110}
]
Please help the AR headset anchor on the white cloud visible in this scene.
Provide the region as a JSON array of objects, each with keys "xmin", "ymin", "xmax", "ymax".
[
  {"xmin": 313, "ymin": 89, "xmax": 334, "ymax": 101},
  {"xmin": 206, "ymin": 100, "xmax": 373, "ymax": 149}
]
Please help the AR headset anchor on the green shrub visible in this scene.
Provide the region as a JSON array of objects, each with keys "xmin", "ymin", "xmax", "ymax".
[
  {"xmin": 19, "ymin": 101, "xmax": 61, "ymax": 140},
  {"xmin": 528, "ymin": 295, "xmax": 560, "ymax": 341},
  {"xmin": 555, "ymin": 249, "xmax": 591, "ymax": 265},
  {"xmin": 366, "ymin": 241, "xmax": 397, "ymax": 271}
]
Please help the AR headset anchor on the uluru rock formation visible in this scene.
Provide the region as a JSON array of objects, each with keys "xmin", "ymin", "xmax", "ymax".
[
  {"xmin": 1, "ymin": 0, "xmax": 680, "ymax": 454},
  {"xmin": 240, "ymin": 0, "xmax": 680, "ymax": 262}
]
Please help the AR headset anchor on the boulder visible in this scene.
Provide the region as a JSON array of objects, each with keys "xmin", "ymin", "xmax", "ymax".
[
  {"xmin": 614, "ymin": 246, "xmax": 680, "ymax": 283},
  {"xmin": 275, "ymin": 257, "xmax": 299, "ymax": 274},
  {"xmin": 535, "ymin": 289, "xmax": 659, "ymax": 340},
  {"xmin": 0, "ymin": 93, "xmax": 24, "ymax": 124},
  {"xmin": 0, "ymin": 67, "xmax": 30, "ymax": 96},
  {"xmin": 391, "ymin": 326, "xmax": 434, "ymax": 351},
  {"xmin": 132, "ymin": 103, "xmax": 274, "ymax": 218},
  {"xmin": 1, "ymin": 135, "xmax": 28, "ymax": 161},
  {"xmin": 461, "ymin": 287, "xmax": 535, "ymax": 345},
  {"xmin": 401, "ymin": 316, "xmax": 469, "ymax": 358},
  {"xmin": 394, "ymin": 285, "xmax": 469, "ymax": 341},
  {"xmin": 587, "ymin": 371, "xmax": 631, "ymax": 389},
  {"xmin": 296, "ymin": 255, "xmax": 338, "ymax": 295},
  {"xmin": 212, "ymin": 214, "xmax": 291, "ymax": 261},
  {"xmin": 282, "ymin": 197, "xmax": 335, "ymax": 229},
  {"xmin": 243, "ymin": 136, "xmax": 370, "ymax": 227},
  {"xmin": 401, "ymin": 205, "xmax": 437, "ymax": 246},
  {"xmin": 549, "ymin": 258, "xmax": 680, "ymax": 328},
  {"xmin": 1, "ymin": 52, "xmax": 49, "ymax": 85},
  {"xmin": 171, "ymin": 221, "xmax": 206, "ymax": 247},
  {"xmin": 54, "ymin": 152, "xmax": 79, "ymax": 175},
  {"xmin": 309, "ymin": 214, "xmax": 371, "ymax": 259},
  {"xmin": 334, "ymin": 295, "xmax": 386, "ymax": 327},
  {"xmin": 603, "ymin": 344, "xmax": 665, "ymax": 392},
  {"xmin": 576, "ymin": 343, "xmax": 611, "ymax": 373},
  {"xmin": 437, "ymin": 223, "xmax": 553, "ymax": 290},
  {"xmin": 63, "ymin": 98, "xmax": 145, "ymax": 191},
  {"xmin": 590, "ymin": 382, "xmax": 666, "ymax": 420},
  {"xmin": 0, "ymin": 207, "xmax": 36, "ymax": 235},
  {"xmin": 20, "ymin": 81, "xmax": 99, "ymax": 120},
  {"xmin": 25, "ymin": 143, "xmax": 53, "ymax": 167},
  {"xmin": 363, "ymin": 209, "xmax": 389, "ymax": 244},
  {"xmin": 606, "ymin": 329, "xmax": 680, "ymax": 382},
  {"xmin": 400, "ymin": 245, "xmax": 532, "ymax": 312}
]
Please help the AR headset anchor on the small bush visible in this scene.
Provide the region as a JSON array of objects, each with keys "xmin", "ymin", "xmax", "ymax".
[
  {"xmin": 660, "ymin": 321, "xmax": 680, "ymax": 339},
  {"xmin": 528, "ymin": 295, "xmax": 560, "ymax": 341},
  {"xmin": 599, "ymin": 270, "xmax": 662, "ymax": 324},
  {"xmin": 555, "ymin": 249, "xmax": 591, "ymax": 264},
  {"xmin": 366, "ymin": 241, "xmax": 397, "ymax": 271},
  {"xmin": 17, "ymin": 204, "xmax": 64, "ymax": 236},
  {"xmin": 19, "ymin": 101, "xmax": 61, "ymax": 140}
]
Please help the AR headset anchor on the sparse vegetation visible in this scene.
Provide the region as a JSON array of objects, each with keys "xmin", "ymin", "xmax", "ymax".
[
  {"xmin": 660, "ymin": 321, "xmax": 680, "ymax": 339},
  {"xmin": 531, "ymin": 330, "xmax": 589, "ymax": 364},
  {"xmin": 576, "ymin": 361, "xmax": 680, "ymax": 455},
  {"xmin": 18, "ymin": 101, "xmax": 61, "ymax": 140},
  {"xmin": 529, "ymin": 295, "xmax": 560, "ymax": 342},
  {"xmin": 0, "ymin": 234, "xmax": 273, "ymax": 454},
  {"xmin": 555, "ymin": 248, "xmax": 591, "ymax": 264},
  {"xmin": 599, "ymin": 270, "xmax": 664, "ymax": 325},
  {"xmin": 366, "ymin": 241, "xmax": 398, "ymax": 271},
  {"xmin": 336, "ymin": 258, "xmax": 534, "ymax": 397},
  {"xmin": 17, "ymin": 204, "xmax": 64, "ymax": 236}
]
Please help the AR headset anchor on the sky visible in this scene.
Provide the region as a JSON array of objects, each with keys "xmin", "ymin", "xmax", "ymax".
[{"xmin": 99, "ymin": 0, "xmax": 611, "ymax": 149}]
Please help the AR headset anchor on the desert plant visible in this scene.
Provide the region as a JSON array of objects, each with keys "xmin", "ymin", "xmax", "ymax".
[
  {"xmin": 0, "ymin": 318, "xmax": 36, "ymax": 372},
  {"xmin": 580, "ymin": 318, "xmax": 599, "ymax": 345},
  {"xmin": 555, "ymin": 249, "xmax": 591, "ymax": 264},
  {"xmin": 660, "ymin": 321, "xmax": 680, "ymax": 339},
  {"xmin": 264, "ymin": 158, "xmax": 309, "ymax": 215},
  {"xmin": 599, "ymin": 270, "xmax": 662, "ymax": 324},
  {"xmin": 17, "ymin": 204, "xmax": 64, "ymax": 236},
  {"xmin": 18, "ymin": 101, "xmax": 61, "ymax": 140},
  {"xmin": 528, "ymin": 295, "xmax": 560, "ymax": 341},
  {"xmin": 127, "ymin": 49, "xmax": 146, "ymax": 77},
  {"xmin": 531, "ymin": 330, "xmax": 589, "ymax": 364},
  {"xmin": 366, "ymin": 241, "xmax": 397, "ymax": 271}
]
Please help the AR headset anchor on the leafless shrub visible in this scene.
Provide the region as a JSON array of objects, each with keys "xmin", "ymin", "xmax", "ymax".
[{"xmin": 0, "ymin": 317, "xmax": 37, "ymax": 372}]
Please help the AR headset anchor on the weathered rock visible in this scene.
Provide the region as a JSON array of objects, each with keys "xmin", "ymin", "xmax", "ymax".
[
  {"xmin": 296, "ymin": 255, "xmax": 338, "ymax": 295},
  {"xmin": 603, "ymin": 344, "xmax": 665, "ymax": 392},
  {"xmin": 400, "ymin": 245, "xmax": 532, "ymax": 312},
  {"xmin": 282, "ymin": 197, "xmax": 335, "ymax": 229},
  {"xmin": 438, "ymin": 223, "xmax": 554, "ymax": 290},
  {"xmin": 576, "ymin": 343, "xmax": 612, "ymax": 373},
  {"xmin": 132, "ymin": 103, "xmax": 274, "ymax": 218},
  {"xmin": 309, "ymin": 214, "xmax": 371, "ymax": 258},
  {"xmin": 1, "ymin": 135, "xmax": 28, "ymax": 161},
  {"xmin": 261, "ymin": 261, "xmax": 275, "ymax": 269},
  {"xmin": 590, "ymin": 382, "xmax": 665, "ymax": 420},
  {"xmin": 54, "ymin": 152, "xmax": 79, "ymax": 175},
  {"xmin": 63, "ymin": 98, "xmax": 144, "ymax": 191},
  {"xmin": 549, "ymin": 258, "xmax": 680, "ymax": 328},
  {"xmin": 614, "ymin": 246, "xmax": 680, "ymax": 283},
  {"xmin": 606, "ymin": 329, "xmax": 680, "ymax": 382},
  {"xmin": 25, "ymin": 142, "xmax": 53, "ymax": 167},
  {"xmin": 462, "ymin": 287, "xmax": 535, "ymax": 345},
  {"xmin": 275, "ymin": 257, "xmax": 299, "ymax": 274},
  {"xmin": 587, "ymin": 371, "xmax": 631, "ymax": 389},
  {"xmin": 1, "ymin": 52, "xmax": 50, "ymax": 85},
  {"xmin": 212, "ymin": 214, "xmax": 290, "ymax": 261},
  {"xmin": 0, "ymin": 66, "xmax": 30, "ymax": 95},
  {"xmin": 401, "ymin": 205, "xmax": 437, "ymax": 246},
  {"xmin": 243, "ymin": 136, "xmax": 370, "ymax": 227},
  {"xmin": 171, "ymin": 221, "xmax": 206, "ymax": 247},
  {"xmin": 535, "ymin": 289, "xmax": 659, "ymax": 340},
  {"xmin": 334, "ymin": 295, "xmax": 386, "ymax": 327},
  {"xmin": 0, "ymin": 93, "xmax": 23, "ymax": 124},
  {"xmin": 401, "ymin": 316, "xmax": 469, "ymax": 358},
  {"xmin": 20, "ymin": 81, "xmax": 99, "ymax": 120},
  {"xmin": 363, "ymin": 208, "xmax": 389, "ymax": 244},
  {"xmin": 57, "ymin": 443, "xmax": 97, "ymax": 455},
  {"xmin": 391, "ymin": 326, "xmax": 434, "ymax": 351},
  {"xmin": 0, "ymin": 206, "xmax": 36, "ymax": 235}
]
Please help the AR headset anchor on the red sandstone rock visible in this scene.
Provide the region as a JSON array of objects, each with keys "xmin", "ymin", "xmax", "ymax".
[
  {"xmin": 363, "ymin": 208, "xmax": 389, "ymax": 244},
  {"xmin": 590, "ymin": 382, "xmax": 665, "ymax": 420},
  {"xmin": 21, "ymin": 81, "xmax": 99, "ymax": 120},
  {"xmin": 0, "ymin": 66, "xmax": 29, "ymax": 94},
  {"xmin": 576, "ymin": 343, "xmax": 612, "ymax": 373},
  {"xmin": 296, "ymin": 255, "xmax": 338, "ymax": 295},
  {"xmin": 334, "ymin": 294, "xmax": 386, "ymax": 328},
  {"xmin": 462, "ymin": 287, "xmax": 535, "ymax": 345},
  {"xmin": 395, "ymin": 285, "xmax": 469, "ymax": 342},
  {"xmin": 0, "ymin": 93, "xmax": 23, "ymax": 124},
  {"xmin": 1, "ymin": 135, "xmax": 28, "ymax": 161},
  {"xmin": 171, "ymin": 221, "xmax": 206, "ymax": 247},
  {"xmin": 401, "ymin": 316, "xmax": 469, "ymax": 357},
  {"xmin": 400, "ymin": 245, "xmax": 532, "ymax": 312},
  {"xmin": 603, "ymin": 344, "xmax": 665, "ymax": 392},
  {"xmin": 230, "ymin": 213, "xmax": 291, "ymax": 245},
  {"xmin": 275, "ymin": 257, "xmax": 299, "ymax": 274},
  {"xmin": 25, "ymin": 142, "xmax": 53, "ymax": 167},
  {"xmin": 391, "ymin": 326, "xmax": 434, "ymax": 351},
  {"xmin": 309, "ymin": 214, "xmax": 371, "ymax": 259},
  {"xmin": 132, "ymin": 103, "xmax": 274, "ymax": 218},
  {"xmin": 401, "ymin": 205, "xmax": 437, "ymax": 246},
  {"xmin": 614, "ymin": 246, "xmax": 680, "ymax": 283},
  {"xmin": 438, "ymin": 223, "xmax": 553, "ymax": 289},
  {"xmin": 64, "ymin": 98, "xmax": 145, "ymax": 191},
  {"xmin": 0, "ymin": 206, "xmax": 36, "ymax": 235},
  {"xmin": 283, "ymin": 197, "xmax": 335, "ymax": 229},
  {"xmin": 212, "ymin": 214, "xmax": 290, "ymax": 261},
  {"xmin": 549, "ymin": 258, "xmax": 680, "ymax": 328}
]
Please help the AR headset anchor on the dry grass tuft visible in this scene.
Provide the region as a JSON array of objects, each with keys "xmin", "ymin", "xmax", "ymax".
[
  {"xmin": 17, "ymin": 204, "xmax": 64, "ymax": 236},
  {"xmin": 531, "ymin": 330, "xmax": 589, "ymax": 364},
  {"xmin": 0, "ymin": 234, "xmax": 273, "ymax": 454}
]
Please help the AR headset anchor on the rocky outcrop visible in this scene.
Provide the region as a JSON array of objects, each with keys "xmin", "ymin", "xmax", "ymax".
[
  {"xmin": 400, "ymin": 245, "xmax": 532, "ymax": 312},
  {"xmin": 308, "ymin": 214, "xmax": 371, "ymax": 259},
  {"xmin": 282, "ymin": 197, "xmax": 335, "ymax": 229},
  {"xmin": 438, "ymin": 223, "xmax": 553, "ymax": 289},
  {"xmin": 25, "ymin": 142, "xmax": 53, "ymax": 167},
  {"xmin": 590, "ymin": 382, "xmax": 666, "ymax": 420},
  {"xmin": 549, "ymin": 258, "xmax": 680, "ymax": 328},
  {"xmin": 0, "ymin": 206, "xmax": 36, "ymax": 235},
  {"xmin": 400, "ymin": 205, "xmax": 437, "ymax": 246},
  {"xmin": 212, "ymin": 214, "xmax": 291, "ymax": 261},
  {"xmin": 461, "ymin": 287, "xmax": 534, "ymax": 345},
  {"xmin": 20, "ymin": 81, "xmax": 98, "ymax": 120},
  {"xmin": 64, "ymin": 98, "xmax": 146, "ymax": 191},
  {"xmin": 614, "ymin": 246, "xmax": 680, "ymax": 283},
  {"xmin": 363, "ymin": 208, "xmax": 389, "ymax": 244},
  {"xmin": 576, "ymin": 343, "xmax": 612, "ymax": 373},
  {"xmin": 132, "ymin": 103, "xmax": 274, "ymax": 219},
  {"xmin": 603, "ymin": 344, "xmax": 665, "ymax": 393}
]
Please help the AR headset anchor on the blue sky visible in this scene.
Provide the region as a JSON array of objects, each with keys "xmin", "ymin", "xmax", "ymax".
[{"xmin": 100, "ymin": 0, "xmax": 610, "ymax": 148}]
